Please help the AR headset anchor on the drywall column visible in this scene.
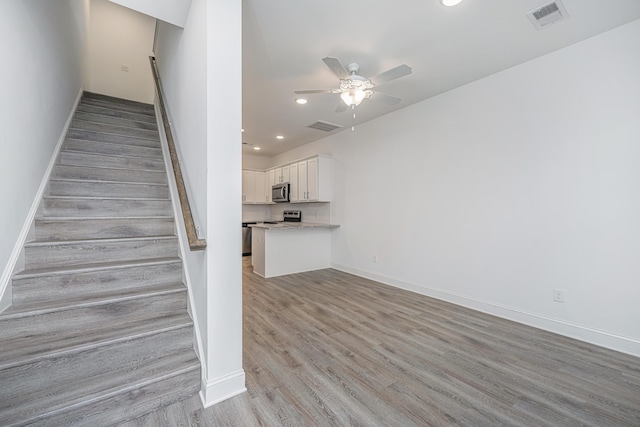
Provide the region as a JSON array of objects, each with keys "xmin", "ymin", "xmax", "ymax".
[{"xmin": 201, "ymin": 0, "xmax": 245, "ymax": 406}]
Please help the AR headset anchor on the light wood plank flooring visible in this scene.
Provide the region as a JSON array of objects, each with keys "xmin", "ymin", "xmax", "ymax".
[{"xmin": 120, "ymin": 258, "xmax": 640, "ymax": 426}]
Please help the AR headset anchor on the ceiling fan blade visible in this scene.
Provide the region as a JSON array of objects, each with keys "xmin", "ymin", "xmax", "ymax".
[
  {"xmin": 335, "ymin": 101, "xmax": 348, "ymax": 113},
  {"xmin": 370, "ymin": 91, "xmax": 402, "ymax": 106},
  {"xmin": 370, "ymin": 64, "xmax": 412, "ymax": 86},
  {"xmin": 322, "ymin": 57, "xmax": 349, "ymax": 80},
  {"xmin": 294, "ymin": 89, "xmax": 334, "ymax": 94}
]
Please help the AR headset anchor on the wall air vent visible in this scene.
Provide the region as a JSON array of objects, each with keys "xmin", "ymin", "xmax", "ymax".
[
  {"xmin": 527, "ymin": 0, "xmax": 569, "ymax": 30},
  {"xmin": 307, "ymin": 120, "xmax": 343, "ymax": 132}
]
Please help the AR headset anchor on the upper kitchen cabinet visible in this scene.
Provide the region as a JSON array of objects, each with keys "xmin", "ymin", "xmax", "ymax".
[
  {"xmin": 273, "ymin": 165, "xmax": 290, "ymax": 184},
  {"xmin": 289, "ymin": 156, "xmax": 333, "ymax": 203},
  {"xmin": 242, "ymin": 170, "xmax": 269, "ymax": 204}
]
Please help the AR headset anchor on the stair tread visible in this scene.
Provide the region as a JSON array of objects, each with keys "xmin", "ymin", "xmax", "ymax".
[
  {"xmin": 0, "ymin": 309, "xmax": 192, "ymax": 371},
  {"xmin": 0, "ymin": 345, "xmax": 199, "ymax": 426},
  {"xmin": 50, "ymin": 177, "xmax": 169, "ymax": 186},
  {"xmin": 2, "ymin": 280, "xmax": 186, "ymax": 317},
  {"xmin": 14, "ymin": 256, "xmax": 181, "ymax": 279},
  {"xmin": 55, "ymin": 163, "xmax": 167, "ymax": 174},
  {"xmin": 25, "ymin": 235, "xmax": 177, "ymax": 248},
  {"xmin": 71, "ymin": 119, "xmax": 159, "ymax": 137},
  {"xmin": 61, "ymin": 148, "xmax": 165, "ymax": 162}
]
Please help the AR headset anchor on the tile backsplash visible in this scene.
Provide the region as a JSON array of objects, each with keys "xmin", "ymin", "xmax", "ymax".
[{"xmin": 242, "ymin": 203, "xmax": 331, "ymax": 223}]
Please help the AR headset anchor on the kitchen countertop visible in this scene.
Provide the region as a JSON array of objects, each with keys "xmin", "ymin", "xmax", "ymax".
[{"xmin": 249, "ymin": 222, "xmax": 340, "ymax": 230}]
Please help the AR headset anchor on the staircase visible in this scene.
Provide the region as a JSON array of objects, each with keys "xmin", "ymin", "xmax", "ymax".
[{"xmin": 0, "ymin": 92, "xmax": 201, "ymax": 426}]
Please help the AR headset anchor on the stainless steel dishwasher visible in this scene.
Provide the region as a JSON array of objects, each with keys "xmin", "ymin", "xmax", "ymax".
[{"xmin": 242, "ymin": 222, "xmax": 256, "ymax": 256}]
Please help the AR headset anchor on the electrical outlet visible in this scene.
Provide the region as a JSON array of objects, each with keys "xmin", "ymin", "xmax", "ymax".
[
  {"xmin": 553, "ymin": 288, "xmax": 565, "ymax": 303},
  {"xmin": 121, "ymin": 64, "xmax": 129, "ymax": 72},
  {"xmin": 372, "ymin": 255, "xmax": 377, "ymax": 264}
]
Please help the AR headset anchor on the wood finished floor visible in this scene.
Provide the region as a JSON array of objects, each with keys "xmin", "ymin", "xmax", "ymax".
[{"xmin": 120, "ymin": 258, "xmax": 640, "ymax": 426}]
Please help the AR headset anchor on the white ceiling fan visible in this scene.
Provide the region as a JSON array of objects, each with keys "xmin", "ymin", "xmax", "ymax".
[{"xmin": 295, "ymin": 57, "xmax": 412, "ymax": 112}]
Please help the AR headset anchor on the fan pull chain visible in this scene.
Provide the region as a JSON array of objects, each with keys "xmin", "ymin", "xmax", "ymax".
[{"xmin": 352, "ymin": 106, "xmax": 356, "ymax": 131}]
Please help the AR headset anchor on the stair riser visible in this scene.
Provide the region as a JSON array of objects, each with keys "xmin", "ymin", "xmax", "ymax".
[
  {"xmin": 41, "ymin": 198, "xmax": 173, "ymax": 218},
  {"xmin": 54, "ymin": 165, "xmax": 167, "ymax": 184},
  {"xmin": 76, "ymin": 104, "xmax": 157, "ymax": 124},
  {"xmin": 0, "ymin": 326, "xmax": 194, "ymax": 405},
  {"xmin": 50, "ymin": 180, "xmax": 169, "ymax": 199},
  {"xmin": 12, "ymin": 261, "xmax": 183, "ymax": 305},
  {"xmin": 36, "ymin": 364, "xmax": 201, "ymax": 427},
  {"xmin": 60, "ymin": 151, "xmax": 165, "ymax": 171},
  {"xmin": 71, "ymin": 120, "xmax": 159, "ymax": 141},
  {"xmin": 0, "ymin": 292, "xmax": 188, "ymax": 347},
  {"xmin": 82, "ymin": 92, "xmax": 155, "ymax": 110},
  {"xmin": 64, "ymin": 139, "xmax": 163, "ymax": 159},
  {"xmin": 73, "ymin": 111, "xmax": 159, "ymax": 131},
  {"xmin": 35, "ymin": 218, "xmax": 175, "ymax": 240},
  {"xmin": 67, "ymin": 128, "xmax": 160, "ymax": 149},
  {"xmin": 25, "ymin": 238, "xmax": 179, "ymax": 270}
]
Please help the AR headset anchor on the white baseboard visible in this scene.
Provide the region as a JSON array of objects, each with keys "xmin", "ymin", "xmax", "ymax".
[
  {"xmin": 199, "ymin": 370, "xmax": 246, "ymax": 408},
  {"xmin": 331, "ymin": 263, "xmax": 640, "ymax": 358},
  {"xmin": 0, "ymin": 88, "xmax": 83, "ymax": 312}
]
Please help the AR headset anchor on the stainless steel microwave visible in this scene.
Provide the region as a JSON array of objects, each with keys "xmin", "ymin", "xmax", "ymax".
[{"xmin": 272, "ymin": 183, "xmax": 289, "ymax": 203}]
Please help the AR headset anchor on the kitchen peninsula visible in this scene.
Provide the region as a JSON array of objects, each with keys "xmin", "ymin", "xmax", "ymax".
[{"xmin": 250, "ymin": 221, "xmax": 339, "ymax": 278}]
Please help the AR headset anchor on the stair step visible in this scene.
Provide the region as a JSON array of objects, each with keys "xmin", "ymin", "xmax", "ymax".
[
  {"xmin": 71, "ymin": 118, "xmax": 159, "ymax": 140},
  {"xmin": 0, "ymin": 331, "xmax": 198, "ymax": 427},
  {"xmin": 54, "ymin": 164, "xmax": 168, "ymax": 184},
  {"xmin": 82, "ymin": 91, "xmax": 155, "ymax": 112},
  {"xmin": 74, "ymin": 110, "xmax": 159, "ymax": 131},
  {"xmin": 64, "ymin": 138, "xmax": 163, "ymax": 159},
  {"xmin": 34, "ymin": 217, "xmax": 175, "ymax": 240},
  {"xmin": 80, "ymin": 97, "xmax": 155, "ymax": 117},
  {"xmin": 41, "ymin": 197, "xmax": 173, "ymax": 217},
  {"xmin": 24, "ymin": 236, "xmax": 179, "ymax": 270},
  {"xmin": 67, "ymin": 128, "xmax": 161, "ymax": 149},
  {"xmin": 12, "ymin": 258, "xmax": 183, "ymax": 305},
  {"xmin": 50, "ymin": 178, "xmax": 169, "ymax": 198},
  {"xmin": 0, "ymin": 285, "xmax": 189, "ymax": 368},
  {"xmin": 30, "ymin": 358, "xmax": 200, "ymax": 427},
  {"xmin": 76, "ymin": 103, "xmax": 157, "ymax": 124},
  {"xmin": 60, "ymin": 150, "xmax": 165, "ymax": 170}
]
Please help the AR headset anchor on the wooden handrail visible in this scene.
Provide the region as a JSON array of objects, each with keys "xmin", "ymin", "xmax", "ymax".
[{"xmin": 149, "ymin": 56, "xmax": 206, "ymax": 251}]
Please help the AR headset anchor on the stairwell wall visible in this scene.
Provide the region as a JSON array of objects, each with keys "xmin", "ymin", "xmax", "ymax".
[
  {"xmin": 0, "ymin": 0, "xmax": 85, "ymax": 310},
  {"xmin": 154, "ymin": 0, "xmax": 245, "ymax": 407}
]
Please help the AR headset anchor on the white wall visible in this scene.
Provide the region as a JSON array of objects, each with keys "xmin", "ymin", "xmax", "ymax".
[
  {"xmin": 0, "ymin": 0, "xmax": 85, "ymax": 308},
  {"xmin": 85, "ymin": 0, "xmax": 156, "ymax": 103},
  {"xmin": 270, "ymin": 20, "xmax": 640, "ymax": 357},
  {"xmin": 155, "ymin": 0, "xmax": 245, "ymax": 406},
  {"xmin": 108, "ymin": 0, "xmax": 192, "ymax": 28}
]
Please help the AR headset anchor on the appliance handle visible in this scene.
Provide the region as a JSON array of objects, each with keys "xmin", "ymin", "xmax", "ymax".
[{"xmin": 281, "ymin": 187, "xmax": 286, "ymax": 199}]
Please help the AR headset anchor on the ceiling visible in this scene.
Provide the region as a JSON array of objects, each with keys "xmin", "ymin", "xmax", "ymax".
[{"xmin": 242, "ymin": 0, "xmax": 640, "ymax": 157}]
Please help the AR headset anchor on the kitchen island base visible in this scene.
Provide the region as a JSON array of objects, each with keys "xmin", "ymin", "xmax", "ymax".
[{"xmin": 251, "ymin": 225, "xmax": 337, "ymax": 278}]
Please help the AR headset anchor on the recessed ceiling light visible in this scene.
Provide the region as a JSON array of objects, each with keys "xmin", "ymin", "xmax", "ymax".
[
  {"xmin": 296, "ymin": 98, "xmax": 308, "ymax": 105},
  {"xmin": 276, "ymin": 135, "xmax": 284, "ymax": 140},
  {"xmin": 253, "ymin": 146, "xmax": 261, "ymax": 150},
  {"xmin": 441, "ymin": 0, "xmax": 462, "ymax": 6},
  {"xmin": 241, "ymin": 128, "xmax": 244, "ymax": 132}
]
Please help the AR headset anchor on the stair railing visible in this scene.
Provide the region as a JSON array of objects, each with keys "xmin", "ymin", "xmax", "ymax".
[{"xmin": 149, "ymin": 56, "xmax": 207, "ymax": 251}]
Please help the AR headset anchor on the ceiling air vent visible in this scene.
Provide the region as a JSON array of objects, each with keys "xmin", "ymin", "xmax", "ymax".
[
  {"xmin": 307, "ymin": 120, "xmax": 342, "ymax": 132},
  {"xmin": 527, "ymin": 0, "xmax": 569, "ymax": 30}
]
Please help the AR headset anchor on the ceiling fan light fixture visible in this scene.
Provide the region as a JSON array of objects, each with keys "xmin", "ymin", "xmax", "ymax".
[
  {"xmin": 340, "ymin": 89, "xmax": 368, "ymax": 107},
  {"xmin": 441, "ymin": 0, "xmax": 462, "ymax": 6}
]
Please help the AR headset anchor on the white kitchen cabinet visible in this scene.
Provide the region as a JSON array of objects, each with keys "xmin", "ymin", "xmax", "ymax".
[
  {"xmin": 255, "ymin": 171, "xmax": 267, "ymax": 203},
  {"xmin": 267, "ymin": 169, "xmax": 276, "ymax": 203},
  {"xmin": 273, "ymin": 165, "xmax": 290, "ymax": 184},
  {"xmin": 242, "ymin": 170, "xmax": 256, "ymax": 203},
  {"xmin": 243, "ymin": 170, "xmax": 269, "ymax": 204},
  {"xmin": 289, "ymin": 162, "xmax": 299, "ymax": 202},
  {"xmin": 290, "ymin": 156, "xmax": 332, "ymax": 203}
]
